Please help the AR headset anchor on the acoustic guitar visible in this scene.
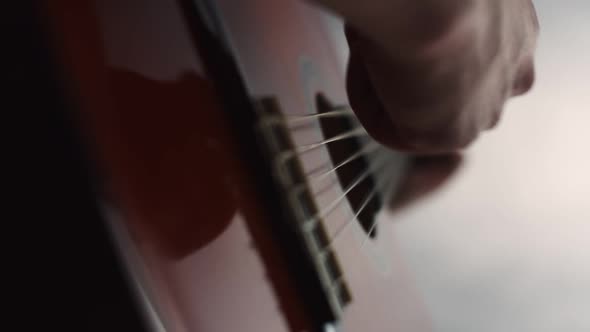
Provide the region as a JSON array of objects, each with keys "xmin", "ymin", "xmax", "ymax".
[{"xmin": 39, "ymin": 0, "xmax": 432, "ymax": 330}]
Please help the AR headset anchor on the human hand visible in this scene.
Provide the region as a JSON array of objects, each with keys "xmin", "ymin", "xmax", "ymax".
[{"xmin": 344, "ymin": 0, "xmax": 539, "ymax": 153}]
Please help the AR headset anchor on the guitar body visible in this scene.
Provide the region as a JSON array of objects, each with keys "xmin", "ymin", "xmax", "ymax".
[{"xmin": 43, "ymin": 0, "xmax": 431, "ymax": 331}]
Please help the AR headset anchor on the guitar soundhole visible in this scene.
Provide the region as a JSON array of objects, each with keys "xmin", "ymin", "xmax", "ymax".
[{"xmin": 316, "ymin": 94, "xmax": 379, "ymax": 239}]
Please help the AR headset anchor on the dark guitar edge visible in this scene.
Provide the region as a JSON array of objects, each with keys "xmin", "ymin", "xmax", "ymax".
[{"xmin": 7, "ymin": 2, "xmax": 150, "ymax": 331}]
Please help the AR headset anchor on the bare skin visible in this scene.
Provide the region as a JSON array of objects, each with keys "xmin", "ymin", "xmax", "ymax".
[{"xmin": 310, "ymin": 0, "xmax": 539, "ymax": 154}]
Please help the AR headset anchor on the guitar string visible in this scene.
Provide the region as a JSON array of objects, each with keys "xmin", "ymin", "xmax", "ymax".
[
  {"xmin": 276, "ymin": 116, "xmax": 391, "ymax": 229},
  {"xmin": 300, "ymin": 153, "xmax": 393, "ymax": 231},
  {"xmin": 277, "ymin": 126, "xmax": 368, "ymax": 164},
  {"xmin": 265, "ymin": 107, "xmax": 398, "ymax": 251},
  {"xmin": 295, "ymin": 138, "xmax": 401, "ymax": 249},
  {"xmin": 263, "ymin": 106, "xmax": 355, "ymax": 126},
  {"xmin": 287, "ymin": 141, "xmax": 382, "ymax": 197},
  {"xmin": 360, "ymin": 154, "xmax": 399, "ymax": 249},
  {"xmin": 289, "ymin": 140, "xmax": 396, "ymax": 290},
  {"xmin": 322, "ymin": 166, "xmax": 395, "ymax": 250},
  {"xmin": 289, "ymin": 143, "xmax": 388, "ymax": 197},
  {"xmin": 325, "ymin": 171, "xmax": 396, "ymax": 291},
  {"xmin": 284, "ymin": 105, "xmax": 354, "ymax": 122},
  {"xmin": 305, "ymin": 141, "xmax": 380, "ymax": 181}
]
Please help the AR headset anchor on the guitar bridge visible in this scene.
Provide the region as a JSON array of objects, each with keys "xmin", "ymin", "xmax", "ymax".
[{"xmin": 254, "ymin": 96, "xmax": 352, "ymax": 324}]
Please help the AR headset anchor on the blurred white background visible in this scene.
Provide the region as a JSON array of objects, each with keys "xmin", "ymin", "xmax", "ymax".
[
  {"xmin": 322, "ymin": 1, "xmax": 590, "ymax": 331},
  {"xmin": 384, "ymin": 1, "xmax": 590, "ymax": 331}
]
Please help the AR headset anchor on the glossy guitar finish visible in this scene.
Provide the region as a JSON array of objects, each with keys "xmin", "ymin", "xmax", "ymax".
[{"xmin": 43, "ymin": 0, "xmax": 431, "ymax": 331}]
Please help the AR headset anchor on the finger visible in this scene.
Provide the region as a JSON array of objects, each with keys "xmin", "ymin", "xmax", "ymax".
[
  {"xmin": 346, "ymin": 51, "xmax": 475, "ymax": 154},
  {"xmin": 345, "ymin": 24, "xmax": 479, "ymax": 154},
  {"xmin": 511, "ymin": 56, "xmax": 535, "ymax": 96},
  {"xmin": 345, "ymin": 48, "xmax": 396, "ymax": 147}
]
